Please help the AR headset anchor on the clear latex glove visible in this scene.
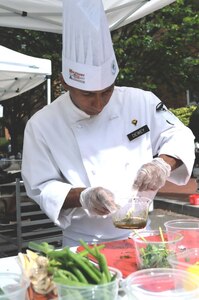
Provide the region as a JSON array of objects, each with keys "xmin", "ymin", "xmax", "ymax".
[
  {"xmin": 133, "ymin": 157, "xmax": 171, "ymax": 191},
  {"xmin": 80, "ymin": 187, "xmax": 119, "ymax": 217}
]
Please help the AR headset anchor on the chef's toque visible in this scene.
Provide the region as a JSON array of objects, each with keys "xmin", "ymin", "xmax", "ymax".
[{"xmin": 62, "ymin": 0, "xmax": 119, "ymax": 91}]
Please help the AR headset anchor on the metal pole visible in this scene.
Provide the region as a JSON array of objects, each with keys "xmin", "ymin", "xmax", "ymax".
[
  {"xmin": 46, "ymin": 75, "xmax": 51, "ymax": 105},
  {"xmin": 16, "ymin": 178, "xmax": 22, "ymax": 252}
]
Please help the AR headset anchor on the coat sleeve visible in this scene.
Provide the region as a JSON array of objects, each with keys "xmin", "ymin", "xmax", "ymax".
[
  {"xmin": 21, "ymin": 118, "xmax": 74, "ymax": 230},
  {"xmin": 147, "ymin": 92, "xmax": 195, "ymax": 185}
]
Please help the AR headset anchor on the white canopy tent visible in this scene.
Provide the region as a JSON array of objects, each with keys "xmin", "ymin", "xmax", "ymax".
[
  {"xmin": 0, "ymin": 45, "xmax": 52, "ymax": 103},
  {"xmin": 0, "ymin": 0, "xmax": 176, "ymax": 33}
]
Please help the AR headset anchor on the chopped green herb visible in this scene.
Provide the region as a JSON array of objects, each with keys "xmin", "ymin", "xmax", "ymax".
[{"xmin": 139, "ymin": 244, "xmax": 172, "ymax": 268}]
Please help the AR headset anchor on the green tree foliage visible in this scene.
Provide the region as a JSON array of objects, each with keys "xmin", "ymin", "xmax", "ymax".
[
  {"xmin": 170, "ymin": 105, "xmax": 199, "ymax": 145},
  {"xmin": 169, "ymin": 105, "xmax": 197, "ymax": 126},
  {"xmin": 113, "ymin": 0, "xmax": 198, "ymax": 107}
]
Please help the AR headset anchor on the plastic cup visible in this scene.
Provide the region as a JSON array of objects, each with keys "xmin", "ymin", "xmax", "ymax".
[
  {"xmin": 122, "ymin": 268, "xmax": 199, "ymax": 299},
  {"xmin": 56, "ymin": 281, "xmax": 118, "ymax": 300},
  {"xmin": 0, "ymin": 273, "xmax": 29, "ymax": 300},
  {"xmin": 112, "ymin": 196, "xmax": 152, "ymax": 229},
  {"xmin": 55, "ymin": 267, "xmax": 122, "ymax": 300},
  {"xmin": 168, "ymin": 248, "xmax": 199, "ymax": 280},
  {"xmin": 164, "ymin": 219, "xmax": 199, "ymax": 250},
  {"xmin": 130, "ymin": 230, "xmax": 183, "ymax": 269}
]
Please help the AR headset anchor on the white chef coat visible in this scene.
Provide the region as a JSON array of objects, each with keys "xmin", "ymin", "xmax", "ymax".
[{"xmin": 22, "ymin": 86, "xmax": 195, "ymax": 246}]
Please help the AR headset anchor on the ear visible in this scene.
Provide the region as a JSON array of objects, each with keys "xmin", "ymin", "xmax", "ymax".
[{"xmin": 60, "ymin": 73, "xmax": 69, "ymax": 91}]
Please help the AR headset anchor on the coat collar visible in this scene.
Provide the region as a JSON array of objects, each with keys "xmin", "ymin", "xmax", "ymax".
[{"xmin": 64, "ymin": 90, "xmax": 119, "ymax": 124}]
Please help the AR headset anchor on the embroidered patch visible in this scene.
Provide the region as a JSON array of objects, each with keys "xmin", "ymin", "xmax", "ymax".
[
  {"xmin": 69, "ymin": 69, "xmax": 85, "ymax": 83},
  {"xmin": 156, "ymin": 102, "xmax": 166, "ymax": 111},
  {"xmin": 127, "ymin": 125, "xmax": 150, "ymax": 141}
]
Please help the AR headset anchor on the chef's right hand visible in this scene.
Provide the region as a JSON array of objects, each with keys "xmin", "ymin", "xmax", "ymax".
[{"xmin": 80, "ymin": 187, "xmax": 118, "ymax": 216}]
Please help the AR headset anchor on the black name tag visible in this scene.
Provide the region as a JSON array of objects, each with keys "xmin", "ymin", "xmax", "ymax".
[{"xmin": 127, "ymin": 125, "xmax": 149, "ymax": 141}]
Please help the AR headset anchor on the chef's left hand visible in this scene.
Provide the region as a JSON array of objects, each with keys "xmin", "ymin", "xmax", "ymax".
[{"xmin": 132, "ymin": 157, "xmax": 171, "ymax": 191}]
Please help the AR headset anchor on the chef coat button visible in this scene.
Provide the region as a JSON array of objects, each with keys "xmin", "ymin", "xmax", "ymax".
[
  {"xmin": 91, "ymin": 170, "xmax": 96, "ymax": 175},
  {"xmin": 77, "ymin": 124, "xmax": 82, "ymax": 129}
]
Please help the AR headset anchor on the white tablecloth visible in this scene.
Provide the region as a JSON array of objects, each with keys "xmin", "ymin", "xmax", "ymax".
[{"xmin": 0, "ymin": 256, "xmax": 21, "ymax": 273}]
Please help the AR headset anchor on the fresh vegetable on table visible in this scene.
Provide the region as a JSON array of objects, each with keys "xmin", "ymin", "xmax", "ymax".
[
  {"xmin": 18, "ymin": 240, "xmax": 116, "ymax": 299},
  {"xmin": 139, "ymin": 244, "xmax": 171, "ymax": 268},
  {"xmin": 184, "ymin": 261, "xmax": 199, "ymax": 291},
  {"xmin": 134, "ymin": 228, "xmax": 173, "ymax": 269},
  {"xmin": 187, "ymin": 261, "xmax": 199, "ymax": 277},
  {"xmin": 18, "ymin": 248, "xmax": 57, "ymax": 300}
]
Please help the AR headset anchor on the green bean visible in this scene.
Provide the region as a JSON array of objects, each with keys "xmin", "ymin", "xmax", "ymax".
[
  {"xmin": 79, "ymin": 239, "xmax": 99, "ymax": 257},
  {"xmin": 111, "ymin": 273, "xmax": 117, "ymax": 282},
  {"xmin": 94, "ymin": 245, "xmax": 111, "ymax": 282},
  {"xmin": 47, "ymin": 248, "xmax": 68, "ymax": 260},
  {"xmin": 78, "ymin": 243, "xmax": 105, "ymax": 257},
  {"xmin": 28, "ymin": 241, "xmax": 54, "ymax": 254},
  {"xmin": 99, "ymin": 272, "xmax": 108, "ymax": 284},
  {"xmin": 54, "ymin": 269, "xmax": 79, "ymax": 282},
  {"xmin": 70, "ymin": 266, "xmax": 89, "ymax": 284},
  {"xmin": 53, "ymin": 276, "xmax": 90, "ymax": 286},
  {"xmin": 48, "ymin": 258, "xmax": 62, "ymax": 268},
  {"xmin": 81, "ymin": 257, "xmax": 102, "ymax": 278},
  {"xmin": 66, "ymin": 248, "xmax": 101, "ymax": 284},
  {"xmin": 79, "ymin": 240, "xmax": 112, "ymax": 283}
]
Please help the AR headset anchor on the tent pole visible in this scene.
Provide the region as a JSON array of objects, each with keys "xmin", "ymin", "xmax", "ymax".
[{"xmin": 46, "ymin": 75, "xmax": 51, "ymax": 105}]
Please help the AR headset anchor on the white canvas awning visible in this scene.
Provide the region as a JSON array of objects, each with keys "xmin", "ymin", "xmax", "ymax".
[
  {"xmin": 0, "ymin": 0, "xmax": 176, "ymax": 33},
  {"xmin": 0, "ymin": 45, "xmax": 52, "ymax": 102}
]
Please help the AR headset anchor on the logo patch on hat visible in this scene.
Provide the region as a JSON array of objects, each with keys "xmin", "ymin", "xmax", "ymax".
[
  {"xmin": 69, "ymin": 69, "xmax": 85, "ymax": 84},
  {"xmin": 111, "ymin": 60, "xmax": 117, "ymax": 75}
]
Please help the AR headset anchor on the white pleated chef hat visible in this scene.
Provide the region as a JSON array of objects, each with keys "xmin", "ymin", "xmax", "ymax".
[{"xmin": 62, "ymin": 0, "xmax": 119, "ymax": 91}]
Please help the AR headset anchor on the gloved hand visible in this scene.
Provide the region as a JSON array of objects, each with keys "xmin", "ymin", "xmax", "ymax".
[
  {"xmin": 133, "ymin": 157, "xmax": 171, "ymax": 191},
  {"xmin": 80, "ymin": 187, "xmax": 118, "ymax": 216}
]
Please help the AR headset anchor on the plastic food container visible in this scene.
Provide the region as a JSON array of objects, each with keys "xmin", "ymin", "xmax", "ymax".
[
  {"xmin": 55, "ymin": 267, "xmax": 122, "ymax": 300},
  {"xmin": 164, "ymin": 219, "xmax": 199, "ymax": 250},
  {"xmin": 129, "ymin": 230, "xmax": 183, "ymax": 269},
  {"xmin": 122, "ymin": 268, "xmax": 199, "ymax": 299},
  {"xmin": 0, "ymin": 272, "xmax": 29, "ymax": 300},
  {"xmin": 111, "ymin": 196, "xmax": 152, "ymax": 230},
  {"xmin": 168, "ymin": 248, "xmax": 199, "ymax": 280}
]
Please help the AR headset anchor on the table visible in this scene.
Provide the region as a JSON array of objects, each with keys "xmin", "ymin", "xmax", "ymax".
[{"xmin": 0, "ymin": 255, "xmax": 21, "ymax": 273}]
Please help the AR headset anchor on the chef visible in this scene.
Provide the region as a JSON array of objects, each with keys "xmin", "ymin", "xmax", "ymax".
[{"xmin": 22, "ymin": 0, "xmax": 195, "ymax": 247}]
